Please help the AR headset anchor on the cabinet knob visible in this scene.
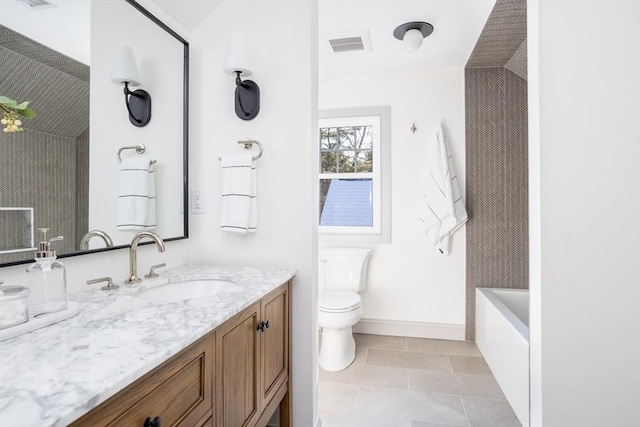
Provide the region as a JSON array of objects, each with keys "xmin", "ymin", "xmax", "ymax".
[
  {"xmin": 256, "ymin": 320, "xmax": 270, "ymax": 332},
  {"xmin": 144, "ymin": 416, "xmax": 162, "ymax": 427}
]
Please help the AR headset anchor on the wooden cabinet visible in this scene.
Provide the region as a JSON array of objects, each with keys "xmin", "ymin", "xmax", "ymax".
[
  {"xmin": 71, "ymin": 280, "xmax": 291, "ymax": 427},
  {"xmin": 215, "ymin": 301, "xmax": 260, "ymax": 427},
  {"xmin": 71, "ymin": 333, "xmax": 214, "ymax": 427},
  {"xmin": 216, "ymin": 282, "xmax": 290, "ymax": 427}
]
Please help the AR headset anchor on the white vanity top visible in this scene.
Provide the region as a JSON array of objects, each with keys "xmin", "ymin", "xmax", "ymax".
[{"xmin": 0, "ymin": 265, "xmax": 296, "ymax": 427}]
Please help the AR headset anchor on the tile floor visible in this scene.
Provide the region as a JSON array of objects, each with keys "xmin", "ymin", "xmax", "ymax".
[{"xmin": 318, "ymin": 334, "xmax": 521, "ymax": 427}]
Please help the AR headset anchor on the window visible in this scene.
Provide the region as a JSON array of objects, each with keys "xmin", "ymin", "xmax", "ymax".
[{"xmin": 318, "ymin": 107, "xmax": 390, "ymax": 243}]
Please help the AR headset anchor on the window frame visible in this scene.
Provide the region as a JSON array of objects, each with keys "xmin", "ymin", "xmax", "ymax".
[{"xmin": 318, "ymin": 106, "xmax": 391, "ymax": 244}]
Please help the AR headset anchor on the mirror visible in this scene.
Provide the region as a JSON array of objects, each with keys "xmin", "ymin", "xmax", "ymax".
[{"xmin": 0, "ymin": 0, "xmax": 189, "ymax": 266}]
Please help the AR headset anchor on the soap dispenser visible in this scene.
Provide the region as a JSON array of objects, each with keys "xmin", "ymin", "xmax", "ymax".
[{"xmin": 25, "ymin": 228, "xmax": 67, "ymax": 316}]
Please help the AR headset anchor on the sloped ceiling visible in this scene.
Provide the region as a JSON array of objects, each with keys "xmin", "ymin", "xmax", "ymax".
[
  {"xmin": 466, "ymin": 0, "xmax": 527, "ymax": 80},
  {"xmin": 0, "ymin": 25, "xmax": 89, "ymax": 139}
]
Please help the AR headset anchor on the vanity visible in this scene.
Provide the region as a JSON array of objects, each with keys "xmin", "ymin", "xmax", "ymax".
[{"xmin": 0, "ymin": 265, "xmax": 295, "ymax": 427}]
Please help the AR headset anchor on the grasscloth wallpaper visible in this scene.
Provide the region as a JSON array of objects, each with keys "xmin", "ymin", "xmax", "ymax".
[
  {"xmin": 464, "ymin": 0, "xmax": 528, "ymax": 340},
  {"xmin": 0, "ymin": 26, "xmax": 89, "ymax": 264}
]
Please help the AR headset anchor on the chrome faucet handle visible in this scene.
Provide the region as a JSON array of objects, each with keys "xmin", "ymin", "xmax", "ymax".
[
  {"xmin": 145, "ymin": 263, "xmax": 166, "ymax": 279},
  {"xmin": 87, "ymin": 276, "xmax": 119, "ymax": 291}
]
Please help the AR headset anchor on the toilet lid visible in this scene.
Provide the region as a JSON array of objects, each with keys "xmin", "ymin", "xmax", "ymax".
[{"xmin": 319, "ymin": 291, "xmax": 361, "ymax": 313}]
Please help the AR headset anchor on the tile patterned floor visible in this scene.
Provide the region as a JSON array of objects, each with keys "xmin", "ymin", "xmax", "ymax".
[{"xmin": 319, "ymin": 334, "xmax": 521, "ymax": 427}]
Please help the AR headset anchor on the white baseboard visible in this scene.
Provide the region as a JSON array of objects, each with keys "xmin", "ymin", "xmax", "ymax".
[{"xmin": 352, "ymin": 318, "xmax": 465, "ymax": 341}]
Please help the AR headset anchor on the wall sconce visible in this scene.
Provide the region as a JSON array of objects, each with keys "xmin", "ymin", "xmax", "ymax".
[
  {"xmin": 111, "ymin": 45, "xmax": 151, "ymax": 127},
  {"xmin": 223, "ymin": 33, "xmax": 260, "ymax": 121},
  {"xmin": 393, "ymin": 21, "xmax": 434, "ymax": 52}
]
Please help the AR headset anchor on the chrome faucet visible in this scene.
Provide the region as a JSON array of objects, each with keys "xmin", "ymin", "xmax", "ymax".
[
  {"xmin": 126, "ymin": 231, "xmax": 165, "ymax": 284},
  {"xmin": 80, "ymin": 230, "xmax": 114, "ymax": 250}
]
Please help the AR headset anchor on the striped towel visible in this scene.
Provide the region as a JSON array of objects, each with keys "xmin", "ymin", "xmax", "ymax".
[
  {"xmin": 421, "ymin": 123, "xmax": 467, "ymax": 255},
  {"xmin": 220, "ymin": 154, "xmax": 257, "ymax": 233},
  {"xmin": 117, "ymin": 155, "xmax": 156, "ymax": 231}
]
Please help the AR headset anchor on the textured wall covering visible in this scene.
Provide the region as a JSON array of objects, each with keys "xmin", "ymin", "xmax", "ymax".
[
  {"xmin": 0, "ymin": 26, "xmax": 89, "ymax": 139},
  {"xmin": 505, "ymin": 38, "xmax": 527, "ymax": 80},
  {"xmin": 75, "ymin": 128, "xmax": 90, "ymax": 250},
  {"xmin": 466, "ymin": 0, "xmax": 527, "ymax": 69},
  {"xmin": 0, "ymin": 130, "xmax": 78, "ymax": 264},
  {"xmin": 0, "ymin": 25, "xmax": 89, "ymax": 264},
  {"xmin": 0, "ymin": 25, "xmax": 89, "ymax": 82},
  {"xmin": 465, "ymin": 67, "xmax": 528, "ymax": 340}
]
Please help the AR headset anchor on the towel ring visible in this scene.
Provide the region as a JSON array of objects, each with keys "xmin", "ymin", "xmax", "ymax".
[
  {"xmin": 238, "ymin": 139, "xmax": 263, "ymax": 161},
  {"xmin": 117, "ymin": 144, "xmax": 157, "ymax": 164},
  {"xmin": 217, "ymin": 139, "xmax": 264, "ymax": 161}
]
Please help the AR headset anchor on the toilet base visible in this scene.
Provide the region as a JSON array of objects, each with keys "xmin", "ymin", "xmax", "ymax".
[{"xmin": 318, "ymin": 326, "xmax": 356, "ymax": 372}]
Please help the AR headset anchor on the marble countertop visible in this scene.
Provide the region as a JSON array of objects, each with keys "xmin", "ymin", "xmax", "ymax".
[{"xmin": 0, "ymin": 265, "xmax": 296, "ymax": 427}]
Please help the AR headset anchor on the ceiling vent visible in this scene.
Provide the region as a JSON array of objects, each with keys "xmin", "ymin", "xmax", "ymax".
[
  {"xmin": 326, "ymin": 30, "xmax": 372, "ymax": 54},
  {"xmin": 14, "ymin": 0, "xmax": 55, "ymax": 10}
]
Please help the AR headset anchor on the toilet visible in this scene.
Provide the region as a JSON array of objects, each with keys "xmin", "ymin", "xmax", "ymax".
[{"xmin": 318, "ymin": 247, "xmax": 372, "ymax": 372}]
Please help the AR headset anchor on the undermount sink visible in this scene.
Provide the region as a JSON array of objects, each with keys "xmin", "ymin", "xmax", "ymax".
[{"xmin": 137, "ymin": 279, "xmax": 243, "ymax": 303}]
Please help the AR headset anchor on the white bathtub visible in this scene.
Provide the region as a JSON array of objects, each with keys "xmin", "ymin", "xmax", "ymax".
[{"xmin": 476, "ymin": 288, "xmax": 529, "ymax": 427}]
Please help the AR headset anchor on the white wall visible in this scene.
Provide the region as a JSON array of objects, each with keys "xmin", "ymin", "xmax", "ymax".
[
  {"xmin": 528, "ymin": 0, "xmax": 640, "ymax": 425},
  {"xmin": 188, "ymin": 0, "xmax": 317, "ymax": 425},
  {"xmin": 319, "ymin": 68, "xmax": 466, "ymax": 339}
]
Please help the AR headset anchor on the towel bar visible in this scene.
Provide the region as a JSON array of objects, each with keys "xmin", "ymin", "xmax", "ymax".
[{"xmin": 117, "ymin": 144, "xmax": 157, "ymax": 164}]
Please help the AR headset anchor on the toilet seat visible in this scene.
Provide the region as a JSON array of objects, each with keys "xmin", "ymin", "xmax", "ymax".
[{"xmin": 319, "ymin": 290, "xmax": 361, "ymax": 313}]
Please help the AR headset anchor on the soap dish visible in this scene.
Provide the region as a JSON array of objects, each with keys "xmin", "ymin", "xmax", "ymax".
[{"xmin": 0, "ymin": 301, "xmax": 80, "ymax": 342}]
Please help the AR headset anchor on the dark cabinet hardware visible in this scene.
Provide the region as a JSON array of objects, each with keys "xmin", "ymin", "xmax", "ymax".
[
  {"xmin": 256, "ymin": 320, "xmax": 270, "ymax": 332},
  {"xmin": 144, "ymin": 416, "xmax": 161, "ymax": 427}
]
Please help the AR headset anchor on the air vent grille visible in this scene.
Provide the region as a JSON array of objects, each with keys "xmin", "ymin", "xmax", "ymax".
[
  {"xmin": 14, "ymin": 0, "xmax": 55, "ymax": 9},
  {"xmin": 325, "ymin": 30, "xmax": 372, "ymax": 54},
  {"xmin": 329, "ymin": 37, "xmax": 365, "ymax": 53}
]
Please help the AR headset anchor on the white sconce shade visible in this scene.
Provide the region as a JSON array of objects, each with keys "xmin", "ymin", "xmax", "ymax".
[
  {"xmin": 223, "ymin": 32, "xmax": 253, "ymax": 77},
  {"xmin": 403, "ymin": 28, "xmax": 424, "ymax": 51},
  {"xmin": 111, "ymin": 45, "xmax": 141, "ymax": 86}
]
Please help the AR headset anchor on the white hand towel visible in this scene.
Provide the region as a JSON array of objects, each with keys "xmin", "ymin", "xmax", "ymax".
[
  {"xmin": 117, "ymin": 155, "xmax": 156, "ymax": 231},
  {"xmin": 220, "ymin": 154, "xmax": 257, "ymax": 233},
  {"xmin": 421, "ymin": 123, "xmax": 467, "ymax": 254}
]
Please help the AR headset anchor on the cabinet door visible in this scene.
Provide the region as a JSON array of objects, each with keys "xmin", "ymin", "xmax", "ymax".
[
  {"xmin": 216, "ymin": 301, "xmax": 260, "ymax": 427},
  {"xmin": 260, "ymin": 283, "xmax": 289, "ymax": 406}
]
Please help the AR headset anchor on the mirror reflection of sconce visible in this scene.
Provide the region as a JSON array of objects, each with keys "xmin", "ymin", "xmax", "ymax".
[
  {"xmin": 111, "ymin": 45, "xmax": 152, "ymax": 127},
  {"xmin": 223, "ymin": 33, "xmax": 260, "ymax": 121}
]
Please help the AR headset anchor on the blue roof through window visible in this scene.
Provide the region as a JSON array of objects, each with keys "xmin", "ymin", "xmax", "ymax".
[{"xmin": 320, "ymin": 179, "xmax": 373, "ymax": 227}]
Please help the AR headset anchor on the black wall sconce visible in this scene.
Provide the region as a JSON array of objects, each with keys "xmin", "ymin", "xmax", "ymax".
[
  {"xmin": 223, "ymin": 33, "xmax": 260, "ymax": 121},
  {"xmin": 111, "ymin": 45, "xmax": 151, "ymax": 127}
]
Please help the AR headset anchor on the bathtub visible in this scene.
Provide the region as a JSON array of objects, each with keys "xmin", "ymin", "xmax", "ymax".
[{"xmin": 476, "ymin": 288, "xmax": 529, "ymax": 427}]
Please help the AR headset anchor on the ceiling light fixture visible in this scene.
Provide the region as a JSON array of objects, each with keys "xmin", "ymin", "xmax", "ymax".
[{"xmin": 393, "ymin": 21, "xmax": 434, "ymax": 52}]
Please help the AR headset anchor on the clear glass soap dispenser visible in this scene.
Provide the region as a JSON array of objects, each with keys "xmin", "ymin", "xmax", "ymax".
[{"xmin": 25, "ymin": 228, "xmax": 67, "ymax": 317}]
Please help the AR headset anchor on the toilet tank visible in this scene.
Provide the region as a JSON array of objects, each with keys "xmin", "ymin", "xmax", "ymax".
[{"xmin": 319, "ymin": 247, "xmax": 372, "ymax": 292}]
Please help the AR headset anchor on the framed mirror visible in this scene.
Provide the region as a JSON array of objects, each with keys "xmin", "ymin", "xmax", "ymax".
[{"xmin": 0, "ymin": 0, "xmax": 189, "ymax": 267}]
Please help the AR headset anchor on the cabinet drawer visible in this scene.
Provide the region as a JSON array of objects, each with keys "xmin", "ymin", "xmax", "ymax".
[
  {"xmin": 72, "ymin": 333, "xmax": 213, "ymax": 427},
  {"xmin": 109, "ymin": 351, "xmax": 208, "ymax": 426}
]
